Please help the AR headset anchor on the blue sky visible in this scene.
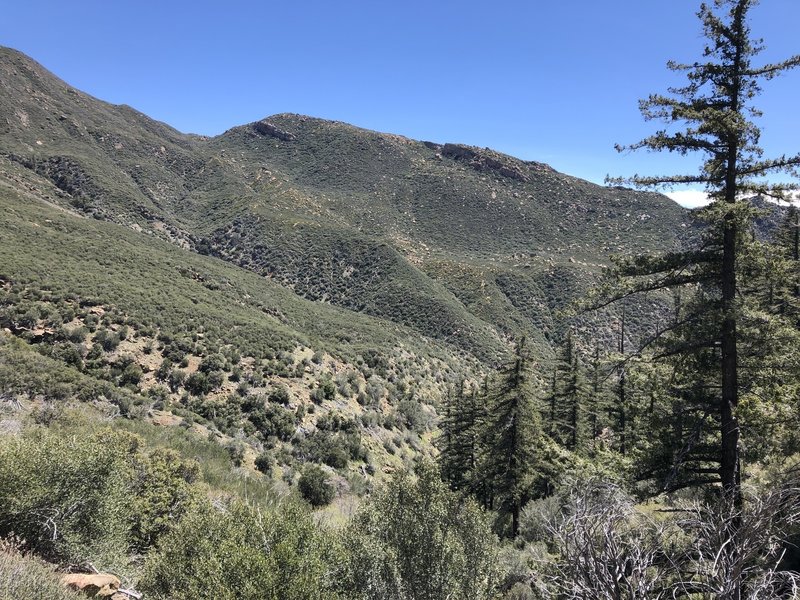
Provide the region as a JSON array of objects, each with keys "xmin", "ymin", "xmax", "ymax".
[{"xmin": 2, "ymin": 1, "xmax": 799, "ymax": 207}]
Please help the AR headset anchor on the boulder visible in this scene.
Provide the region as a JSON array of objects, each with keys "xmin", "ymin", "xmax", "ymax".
[{"xmin": 61, "ymin": 573, "xmax": 120, "ymax": 598}]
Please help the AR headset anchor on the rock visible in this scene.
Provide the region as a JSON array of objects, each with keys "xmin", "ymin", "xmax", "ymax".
[
  {"xmin": 61, "ymin": 573, "xmax": 121, "ymax": 598},
  {"xmin": 441, "ymin": 143, "xmax": 529, "ymax": 182},
  {"xmin": 441, "ymin": 143, "xmax": 477, "ymax": 162},
  {"xmin": 253, "ymin": 119, "xmax": 295, "ymax": 141}
]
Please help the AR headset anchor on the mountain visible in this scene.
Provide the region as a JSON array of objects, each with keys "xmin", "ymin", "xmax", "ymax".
[
  {"xmin": 0, "ymin": 46, "xmax": 691, "ymax": 365},
  {"xmin": 0, "ymin": 45, "xmax": 700, "ymax": 503}
]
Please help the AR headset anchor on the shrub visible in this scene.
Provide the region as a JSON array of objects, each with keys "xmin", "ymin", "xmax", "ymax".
[
  {"xmin": 248, "ymin": 404, "xmax": 296, "ymax": 441},
  {"xmin": 168, "ymin": 368, "xmax": 186, "ymax": 392},
  {"xmin": 119, "ymin": 362, "xmax": 143, "ymax": 386},
  {"xmin": 311, "ymin": 376, "xmax": 336, "ymax": 404},
  {"xmin": 94, "ymin": 329, "xmax": 120, "ymax": 352},
  {"xmin": 130, "ymin": 448, "xmax": 200, "ymax": 553},
  {"xmin": 396, "ymin": 398, "xmax": 430, "ymax": 432},
  {"xmin": 140, "ymin": 500, "xmax": 334, "ymax": 600},
  {"xmin": 225, "ymin": 441, "xmax": 246, "ymax": 467},
  {"xmin": 184, "ymin": 372, "xmax": 211, "ymax": 395},
  {"xmin": 296, "ymin": 430, "xmax": 362, "ymax": 469},
  {"xmin": 199, "ymin": 353, "xmax": 225, "ymax": 374},
  {"xmin": 335, "ymin": 462, "xmax": 500, "ymax": 600},
  {"xmin": 0, "ymin": 429, "xmax": 136, "ymax": 567},
  {"xmin": 255, "ymin": 451, "xmax": 274, "ymax": 475},
  {"xmin": 156, "ymin": 358, "xmax": 173, "ymax": 381},
  {"xmin": 268, "ymin": 385, "xmax": 291, "ymax": 405},
  {"xmin": 298, "ymin": 465, "xmax": 335, "ymax": 507}
]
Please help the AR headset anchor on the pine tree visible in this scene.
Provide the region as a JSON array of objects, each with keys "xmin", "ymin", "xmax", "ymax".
[
  {"xmin": 438, "ymin": 382, "xmax": 461, "ymax": 489},
  {"xmin": 438, "ymin": 379, "xmax": 482, "ymax": 493},
  {"xmin": 480, "ymin": 339, "xmax": 544, "ymax": 537},
  {"xmin": 588, "ymin": 344, "xmax": 605, "ymax": 446},
  {"xmin": 607, "ymin": 0, "xmax": 800, "ymax": 504},
  {"xmin": 546, "ymin": 331, "xmax": 588, "ymax": 452},
  {"xmin": 777, "ymin": 205, "xmax": 800, "ymax": 299}
]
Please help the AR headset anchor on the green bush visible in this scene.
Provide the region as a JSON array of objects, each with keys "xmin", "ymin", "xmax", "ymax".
[
  {"xmin": 311, "ymin": 376, "xmax": 336, "ymax": 404},
  {"xmin": 335, "ymin": 462, "xmax": 500, "ymax": 600},
  {"xmin": 140, "ymin": 500, "xmax": 337, "ymax": 600},
  {"xmin": 248, "ymin": 404, "xmax": 296, "ymax": 441},
  {"xmin": 396, "ymin": 398, "xmax": 430, "ymax": 432},
  {"xmin": 0, "ymin": 424, "xmax": 203, "ymax": 568},
  {"xmin": 119, "ymin": 362, "xmax": 143, "ymax": 386},
  {"xmin": 184, "ymin": 372, "xmax": 211, "ymax": 395},
  {"xmin": 296, "ymin": 430, "xmax": 363, "ymax": 469},
  {"xmin": 255, "ymin": 451, "xmax": 274, "ymax": 475},
  {"xmin": 93, "ymin": 329, "xmax": 120, "ymax": 352},
  {"xmin": 199, "ymin": 353, "xmax": 225, "ymax": 374},
  {"xmin": 130, "ymin": 448, "xmax": 200, "ymax": 552},
  {"xmin": 0, "ymin": 428, "xmax": 136, "ymax": 567},
  {"xmin": 225, "ymin": 440, "xmax": 246, "ymax": 467},
  {"xmin": 298, "ymin": 465, "xmax": 335, "ymax": 507},
  {"xmin": 268, "ymin": 384, "xmax": 291, "ymax": 405}
]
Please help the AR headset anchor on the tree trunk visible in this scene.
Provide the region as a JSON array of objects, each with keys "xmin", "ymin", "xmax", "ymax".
[{"xmin": 720, "ymin": 215, "xmax": 740, "ymax": 495}]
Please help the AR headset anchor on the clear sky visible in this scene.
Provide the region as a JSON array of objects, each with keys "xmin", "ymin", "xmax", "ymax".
[{"xmin": 2, "ymin": 1, "xmax": 799, "ymax": 207}]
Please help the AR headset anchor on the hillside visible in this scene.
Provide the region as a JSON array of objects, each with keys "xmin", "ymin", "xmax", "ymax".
[
  {"xmin": 0, "ymin": 45, "xmax": 697, "ymax": 507},
  {"xmin": 0, "ymin": 45, "xmax": 691, "ymax": 366},
  {"xmin": 3, "ymin": 0, "xmax": 800, "ymax": 595}
]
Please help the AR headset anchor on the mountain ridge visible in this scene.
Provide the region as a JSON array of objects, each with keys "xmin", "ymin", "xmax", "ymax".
[{"xmin": 0, "ymin": 45, "xmax": 691, "ymax": 364}]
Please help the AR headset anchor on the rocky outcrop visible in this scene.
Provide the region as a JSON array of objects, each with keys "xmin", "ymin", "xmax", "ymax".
[
  {"xmin": 253, "ymin": 119, "xmax": 295, "ymax": 141},
  {"xmin": 441, "ymin": 143, "xmax": 529, "ymax": 182}
]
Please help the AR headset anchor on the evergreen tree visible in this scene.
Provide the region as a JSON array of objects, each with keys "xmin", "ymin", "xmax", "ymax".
[
  {"xmin": 479, "ymin": 339, "xmax": 544, "ymax": 537},
  {"xmin": 776, "ymin": 205, "xmax": 800, "ymax": 299},
  {"xmin": 438, "ymin": 379, "xmax": 482, "ymax": 493},
  {"xmin": 607, "ymin": 0, "xmax": 800, "ymax": 504},
  {"xmin": 546, "ymin": 331, "xmax": 588, "ymax": 452},
  {"xmin": 587, "ymin": 343, "xmax": 606, "ymax": 446},
  {"xmin": 614, "ymin": 306, "xmax": 629, "ymax": 455}
]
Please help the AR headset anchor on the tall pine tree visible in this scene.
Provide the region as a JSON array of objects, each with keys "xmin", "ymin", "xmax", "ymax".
[
  {"xmin": 479, "ymin": 339, "xmax": 544, "ymax": 537},
  {"xmin": 607, "ymin": 0, "xmax": 800, "ymax": 505}
]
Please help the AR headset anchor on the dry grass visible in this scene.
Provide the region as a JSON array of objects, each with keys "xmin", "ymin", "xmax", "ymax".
[{"xmin": 0, "ymin": 542, "xmax": 82, "ymax": 600}]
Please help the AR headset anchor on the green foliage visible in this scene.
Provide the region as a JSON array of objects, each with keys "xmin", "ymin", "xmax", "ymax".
[
  {"xmin": 254, "ymin": 450, "xmax": 274, "ymax": 475},
  {"xmin": 311, "ymin": 375, "xmax": 337, "ymax": 404},
  {"xmin": 296, "ymin": 429, "xmax": 364, "ymax": 469},
  {"xmin": 395, "ymin": 398, "xmax": 430, "ymax": 433},
  {"xmin": 247, "ymin": 403, "xmax": 296, "ymax": 442},
  {"xmin": 130, "ymin": 448, "xmax": 201, "ymax": 552},
  {"xmin": 606, "ymin": 0, "xmax": 800, "ymax": 502},
  {"xmin": 0, "ymin": 428, "xmax": 136, "ymax": 567},
  {"xmin": 116, "ymin": 418, "xmax": 279, "ymax": 508},
  {"xmin": 438, "ymin": 380, "xmax": 482, "ymax": 493},
  {"xmin": 199, "ymin": 353, "xmax": 225, "ymax": 374},
  {"xmin": 141, "ymin": 500, "xmax": 336, "ymax": 600},
  {"xmin": 544, "ymin": 331, "xmax": 589, "ymax": 451},
  {"xmin": 225, "ymin": 440, "xmax": 246, "ymax": 467},
  {"xmin": 335, "ymin": 462, "xmax": 500, "ymax": 600},
  {"xmin": 184, "ymin": 371, "xmax": 212, "ymax": 395},
  {"xmin": 478, "ymin": 340, "xmax": 548, "ymax": 536},
  {"xmin": 267, "ymin": 384, "xmax": 290, "ymax": 405},
  {"xmin": 0, "ymin": 422, "xmax": 206, "ymax": 571},
  {"xmin": 298, "ymin": 464, "xmax": 335, "ymax": 507},
  {"xmin": 93, "ymin": 328, "xmax": 121, "ymax": 352}
]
